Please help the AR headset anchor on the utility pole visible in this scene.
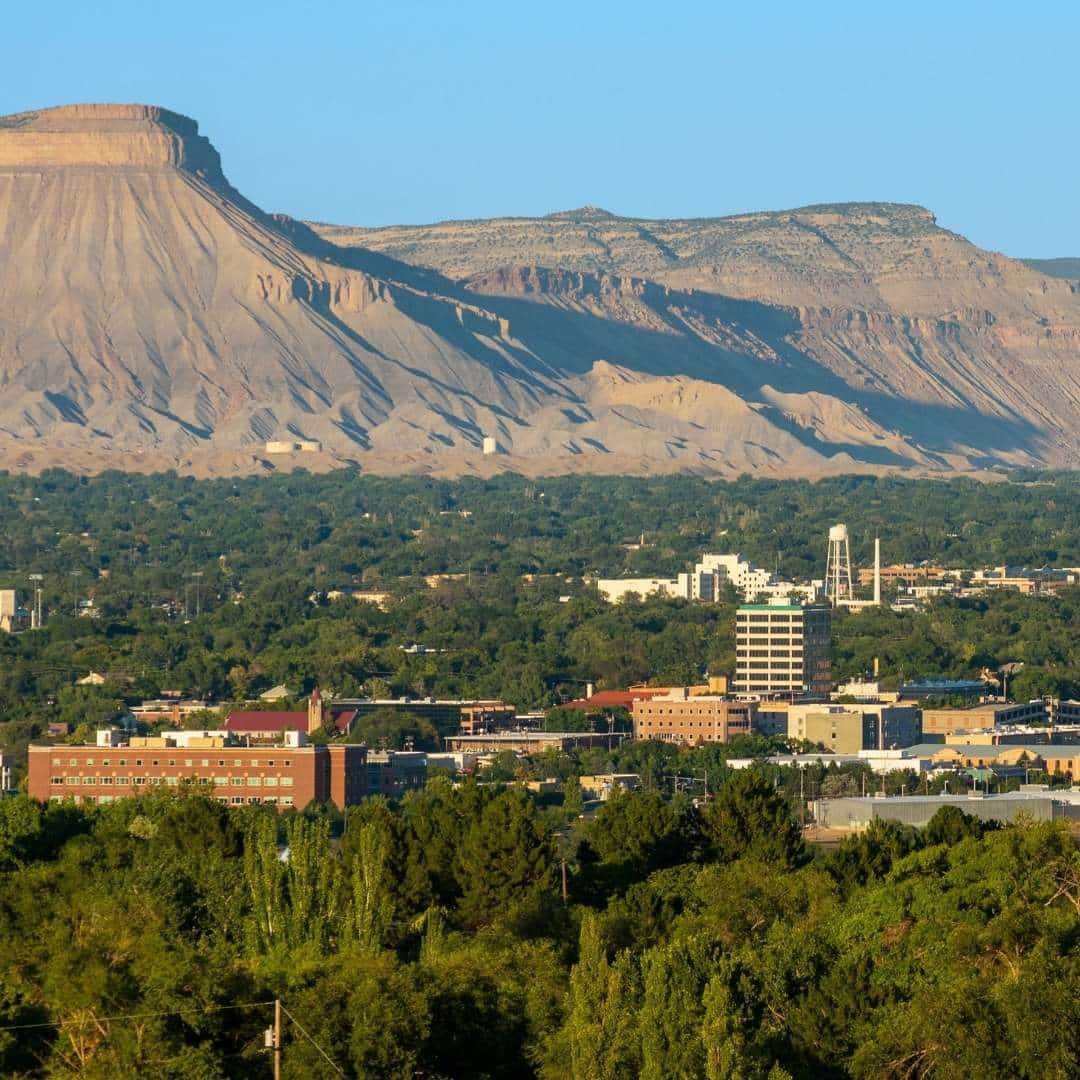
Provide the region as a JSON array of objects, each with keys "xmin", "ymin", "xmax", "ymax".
[{"xmin": 273, "ymin": 998, "xmax": 282, "ymax": 1080}]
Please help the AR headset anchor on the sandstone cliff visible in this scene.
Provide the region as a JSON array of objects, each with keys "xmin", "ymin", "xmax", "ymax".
[{"xmin": 0, "ymin": 104, "xmax": 1076, "ymax": 477}]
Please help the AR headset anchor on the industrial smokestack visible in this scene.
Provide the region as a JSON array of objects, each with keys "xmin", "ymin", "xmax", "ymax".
[{"xmin": 873, "ymin": 537, "xmax": 881, "ymax": 605}]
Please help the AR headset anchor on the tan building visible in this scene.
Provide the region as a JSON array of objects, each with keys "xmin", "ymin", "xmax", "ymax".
[
  {"xmin": 458, "ymin": 702, "xmax": 517, "ymax": 735},
  {"xmin": 787, "ymin": 702, "xmax": 921, "ymax": 754},
  {"xmin": 922, "ymin": 701, "xmax": 1048, "ymax": 736},
  {"xmin": 0, "ymin": 589, "xmax": 28, "ymax": 633},
  {"xmin": 857, "ymin": 564, "xmax": 950, "ymax": 587},
  {"xmin": 444, "ymin": 731, "xmax": 626, "ymax": 754},
  {"xmin": 735, "ymin": 601, "xmax": 831, "ymax": 697},
  {"xmin": 580, "ymin": 773, "xmax": 641, "ymax": 800},
  {"xmin": 28, "ymin": 731, "xmax": 367, "ymax": 810},
  {"xmin": 631, "ymin": 694, "xmax": 757, "ymax": 745}
]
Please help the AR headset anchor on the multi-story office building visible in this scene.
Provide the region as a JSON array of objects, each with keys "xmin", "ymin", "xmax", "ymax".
[
  {"xmin": 735, "ymin": 600, "xmax": 832, "ymax": 698},
  {"xmin": 631, "ymin": 693, "xmax": 757, "ymax": 745},
  {"xmin": 27, "ymin": 730, "xmax": 367, "ymax": 810},
  {"xmin": 786, "ymin": 702, "xmax": 921, "ymax": 753}
]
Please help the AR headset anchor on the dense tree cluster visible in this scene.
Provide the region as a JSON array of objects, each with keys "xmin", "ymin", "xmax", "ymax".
[{"xmin": 2, "ymin": 774, "xmax": 1079, "ymax": 1077}]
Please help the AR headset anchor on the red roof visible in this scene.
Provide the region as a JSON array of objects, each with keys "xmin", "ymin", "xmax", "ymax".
[
  {"xmin": 334, "ymin": 710, "xmax": 357, "ymax": 735},
  {"xmin": 225, "ymin": 710, "xmax": 307, "ymax": 732}
]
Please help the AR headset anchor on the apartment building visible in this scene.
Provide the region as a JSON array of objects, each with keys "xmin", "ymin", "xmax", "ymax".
[
  {"xmin": 631, "ymin": 693, "xmax": 757, "ymax": 745},
  {"xmin": 735, "ymin": 600, "xmax": 832, "ymax": 697},
  {"xmin": 27, "ymin": 730, "xmax": 367, "ymax": 810}
]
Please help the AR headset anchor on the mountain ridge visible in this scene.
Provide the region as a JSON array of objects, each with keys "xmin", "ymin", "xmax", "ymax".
[{"xmin": 0, "ymin": 103, "xmax": 1077, "ymax": 478}]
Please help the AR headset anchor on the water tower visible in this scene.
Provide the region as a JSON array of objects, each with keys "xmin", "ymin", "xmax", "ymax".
[{"xmin": 825, "ymin": 524, "xmax": 853, "ymax": 606}]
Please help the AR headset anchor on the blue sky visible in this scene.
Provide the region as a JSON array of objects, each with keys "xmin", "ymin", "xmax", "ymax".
[{"xmin": 2, "ymin": 1, "xmax": 1076, "ymax": 255}]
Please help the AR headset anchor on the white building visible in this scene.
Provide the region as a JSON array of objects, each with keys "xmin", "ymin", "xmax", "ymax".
[
  {"xmin": 598, "ymin": 553, "xmax": 821, "ymax": 605},
  {"xmin": 596, "ymin": 577, "xmax": 688, "ymax": 603}
]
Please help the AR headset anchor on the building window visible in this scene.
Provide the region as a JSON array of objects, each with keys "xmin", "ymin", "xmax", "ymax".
[
  {"xmin": 168, "ymin": 759, "xmax": 176, "ymax": 766},
  {"xmin": 69, "ymin": 758, "xmax": 77, "ymax": 766},
  {"xmin": 264, "ymin": 776, "xmax": 279, "ymax": 787},
  {"xmin": 279, "ymin": 797, "xmax": 294, "ymax": 806},
  {"xmin": 135, "ymin": 759, "xmax": 143, "ymax": 767},
  {"xmin": 51, "ymin": 777, "xmax": 63, "ymax": 786},
  {"xmin": 247, "ymin": 776, "xmax": 262, "ymax": 786},
  {"xmin": 101, "ymin": 777, "xmax": 113, "ymax": 786},
  {"xmin": 281, "ymin": 777, "xmax": 294, "ymax": 787},
  {"xmin": 184, "ymin": 759, "xmax": 193, "ymax": 768},
  {"xmin": 133, "ymin": 777, "xmax": 145, "ymax": 786},
  {"xmin": 231, "ymin": 777, "xmax": 244, "ymax": 786}
]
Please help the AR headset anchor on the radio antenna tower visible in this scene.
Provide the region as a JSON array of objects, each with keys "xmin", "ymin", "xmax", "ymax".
[{"xmin": 825, "ymin": 524, "xmax": 853, "ymax": 606}]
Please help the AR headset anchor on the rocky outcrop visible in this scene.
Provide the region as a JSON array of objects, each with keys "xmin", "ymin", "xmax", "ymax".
[
  {"xmin": 0, "ymin": 103, "xmax": 1076, "ymax": 478},
  {"xmin": 0, "ymin": 104, "xmax": 225, "ymax": 181}
]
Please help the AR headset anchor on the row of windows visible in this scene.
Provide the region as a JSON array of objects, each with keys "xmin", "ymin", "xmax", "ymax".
[
  {"xmin": 638, "ymin": 708, "xmax": 745, "ymax": 716},
  {"xmin": 51, "ymin": 774, "xmax": 296, "ymax": 788},
  {"xmin": 741, "ymin": 661, "xmax": 802, "ymax": 670},
  {"xmin": 638, "ymin": 720, "xmax": 747, "ymax": 727},
  {"xmin": 53, "ymin": 757, "xmax": 294, "ymax": 768},
  {"xmin": 51, "ymin": 794, "xmax": 296, "ymax": 806}
]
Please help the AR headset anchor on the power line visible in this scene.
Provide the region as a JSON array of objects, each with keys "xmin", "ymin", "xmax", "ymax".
[
  {"xmin": 0, "ymin": 999, "xmax": 275, "ymax": 1033},
  {"xmin": 279, "ymin": 1002, "xmax": 346, "ymax": 1076}
]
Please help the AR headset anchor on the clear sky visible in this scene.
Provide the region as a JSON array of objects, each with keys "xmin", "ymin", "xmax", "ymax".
[{"xmin": 2, "ymin": 0, "xmax": 1076, "ymax": 256}]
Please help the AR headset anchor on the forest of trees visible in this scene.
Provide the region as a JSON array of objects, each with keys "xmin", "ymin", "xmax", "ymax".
[
  {"xmin": 2, "ymin": 470, "xmax": 1080, "ymax": 1075},
  {"xmin": 2, "ymin": 775, "xmax": 1079, "ymax": 1078}
]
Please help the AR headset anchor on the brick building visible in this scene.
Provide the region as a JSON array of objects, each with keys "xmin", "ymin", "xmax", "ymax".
[
  {"xmin": 631, "ymin": 694, "xmax": 758, "ymax": 745},
  {"xmin": 27, "ymin": 730, "xmax": 367, "ymax": 810}
]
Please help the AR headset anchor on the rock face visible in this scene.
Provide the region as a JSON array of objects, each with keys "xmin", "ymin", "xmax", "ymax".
[
  {"xmin": 0, "ymin": 103, "xmax": 1077, "ymax": 477},
  {"xmin": 0, "ymin": 104, "xmax": 225, "ymax": 177}
]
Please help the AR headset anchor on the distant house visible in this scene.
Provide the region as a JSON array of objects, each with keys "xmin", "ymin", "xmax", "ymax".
[
  {"xmin": 259, "ymin": 684, "xmax": 294, "ymax": 702},
  {"xmin": 76, "ymin": 672, "xmax": 108, "ymax": 686}
]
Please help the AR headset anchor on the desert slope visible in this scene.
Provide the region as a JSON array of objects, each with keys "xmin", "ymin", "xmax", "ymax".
[{"xmin": 0, "ymin": 104, "xmax": 1076, "ymax": 477}]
